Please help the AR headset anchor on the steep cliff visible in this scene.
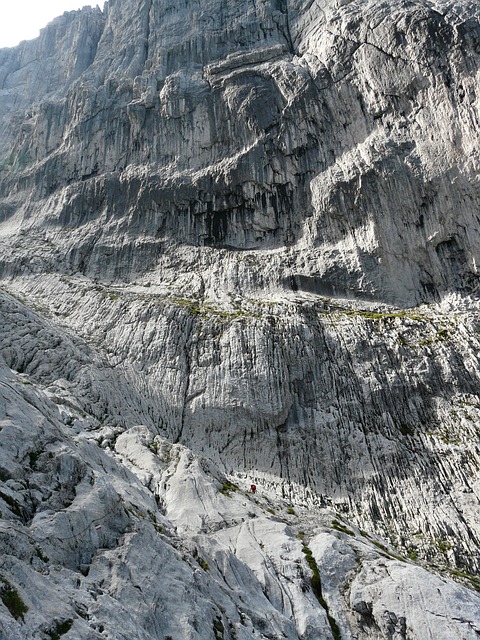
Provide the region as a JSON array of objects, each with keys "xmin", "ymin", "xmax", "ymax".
[
  {"xmin": 2, "ymin": 0, "xmax": 480, "ymax": 303},
  {"xmin": 0, "ymin": 0, "xmax": 480, "ymax": 638}
]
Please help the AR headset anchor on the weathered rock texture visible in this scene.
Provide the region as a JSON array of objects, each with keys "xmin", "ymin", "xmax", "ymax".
[{"xmin": 0, "ymin": 0, "xmax": 480, "ymax": 638}]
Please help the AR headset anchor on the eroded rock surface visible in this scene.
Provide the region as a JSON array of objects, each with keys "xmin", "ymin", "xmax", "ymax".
[
  {"xmin": 1, "ymin": 0, "xmax": 480, "ymax": 304},
  {"xmin": 0, "ymin": 0, "xmax": 480, "ymax": 637}
]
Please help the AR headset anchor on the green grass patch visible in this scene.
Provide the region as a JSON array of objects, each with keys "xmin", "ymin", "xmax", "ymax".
[
  {"xmin": 360, "ymin": 531, "xmax": 405, "ymax": 562},
  {"xmin": 192, "ymin": 547, "xmax": 209, "ymax": 571},
  {"xmin": 219, "ymin": 480, "xmax": 238, "ymax": 496},
  {"xmin": 436, "ymin": 538, "xmax": 452, "ymax": 553},
  {"xmin": 103, "ymin": 291, "xmax": 120, "ymax": 301},
  {"xmin": 332, "ymin": 519, "xmax": 354, "ymax": 535},
  {"xmin": 436, "ymin": 327, "xmax": 451, "ymax": 341},
  {"xmin": 197, "ymin": 557, "xmax": 209, "ymax": 571},
  {"xmin": 166, "ymin": 297, "xmax": 261, "ymax": 322},
  {"xmin": 449, "ymin": 569, "xmax": 480, "ymax": 592},
  {"xmin": 407, "ymin": 547, "xmax": 418, "ymax": 561},
  {"xmin": 327, "ymin": 308, "xmax": 425, "ymax": 322}
]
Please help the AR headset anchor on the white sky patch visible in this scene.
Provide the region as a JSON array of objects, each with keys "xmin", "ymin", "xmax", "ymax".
[{"xmin": 0, "ymin": 1, "xmax": 100, "ymax": 49}]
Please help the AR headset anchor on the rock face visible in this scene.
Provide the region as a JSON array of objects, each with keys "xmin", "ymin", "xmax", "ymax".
[
  {"xmin": 2, "ymin": 0, "xmax": 480, "ymax": 304},
  {"xmin": 0, "ymin": 0, "xmax": 480, "ymax": 638}
]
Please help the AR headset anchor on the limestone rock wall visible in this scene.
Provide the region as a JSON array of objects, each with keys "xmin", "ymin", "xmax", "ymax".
[
  {"xmin": 0, "ymin": 0, "xmax": 480, "ymax": 637},
  {"xmin": 1, "ymin": 278, "xmax": 479, "ymax": 577},
  {"xmin": 0, "ymin": 0, "xmax": 479, "ymax": 303},
  {"xmin": 0, "ymin": 334, "xmax": 479, "ymax": 638}
]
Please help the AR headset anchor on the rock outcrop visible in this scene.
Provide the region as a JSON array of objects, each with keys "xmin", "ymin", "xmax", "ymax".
[{"xmin": 0, "ymin": 0, "xmax": 480, "ymax": 638}]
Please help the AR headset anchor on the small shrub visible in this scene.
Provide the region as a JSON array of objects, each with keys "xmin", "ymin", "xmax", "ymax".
[
  {"xmin": 0, "ymin": 577, "xmax": 28, "ymax": 621},
  {"xmin": 407, "ymin": 547, "xmax": 418, "ymax": 561},
  {"xmin": 28, "ymin": 451, "xmax": 40, "ymax": 469},
  {"xmin": 437, "ymin": 538, "xmax": 452, "ymax": 553},
  {"xmin": 197, "ymin": 557, "xmax": 209, "ymax": 571},
  {"xmin": 0, "ymin": 491, "xmax": 23, "ymax": 518},
  {"xmin": 35, "ymin": 546, "xmax": 49, "ymax": 563},
  {"xmin": 191, "ymin": 547, "xmax": 209, "ymax": 570},
  {"xmin": 47, "ymin": 619, "xmax": 73, "ymax": 639},
  {"xmin": 399, "ymin": 424, "xmax": 415, "ymax": 436},
  {"xmin": 436, "ymin": 327, "xmax": 450, "ymax": 341}
]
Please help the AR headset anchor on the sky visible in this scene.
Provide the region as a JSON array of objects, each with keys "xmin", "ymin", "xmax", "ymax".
[{"xmin": 0, "ymin": 1, "xmax": 100, "ymax": 48}]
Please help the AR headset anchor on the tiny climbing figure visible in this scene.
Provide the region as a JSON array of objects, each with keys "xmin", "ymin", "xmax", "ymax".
[{"xmin": 250, "ymin": 484, "xmax": 257, "ymax": 494}]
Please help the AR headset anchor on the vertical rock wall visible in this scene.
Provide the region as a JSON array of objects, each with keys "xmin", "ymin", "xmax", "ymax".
[
  {"xmin": 0, "ymin": 3, "xmax": 479, "ymax": 631},
  {"xmin": 0, "ymin": 0, "xmax": 479, "ymax": 303}
]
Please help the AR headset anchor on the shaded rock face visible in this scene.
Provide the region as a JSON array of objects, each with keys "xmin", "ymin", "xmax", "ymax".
[{"xmin": 1, "ymin": 0, "xmax": 480, "ymax": 638}]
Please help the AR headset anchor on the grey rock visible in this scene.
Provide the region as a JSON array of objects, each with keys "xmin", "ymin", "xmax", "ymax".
[
  {"xmin": 0, "ymin": 0, "xmax": 480, "ymax": 638},
  {"xmin": 0, "ymin": 0, "xmax": 479, "ymax": 303}
]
